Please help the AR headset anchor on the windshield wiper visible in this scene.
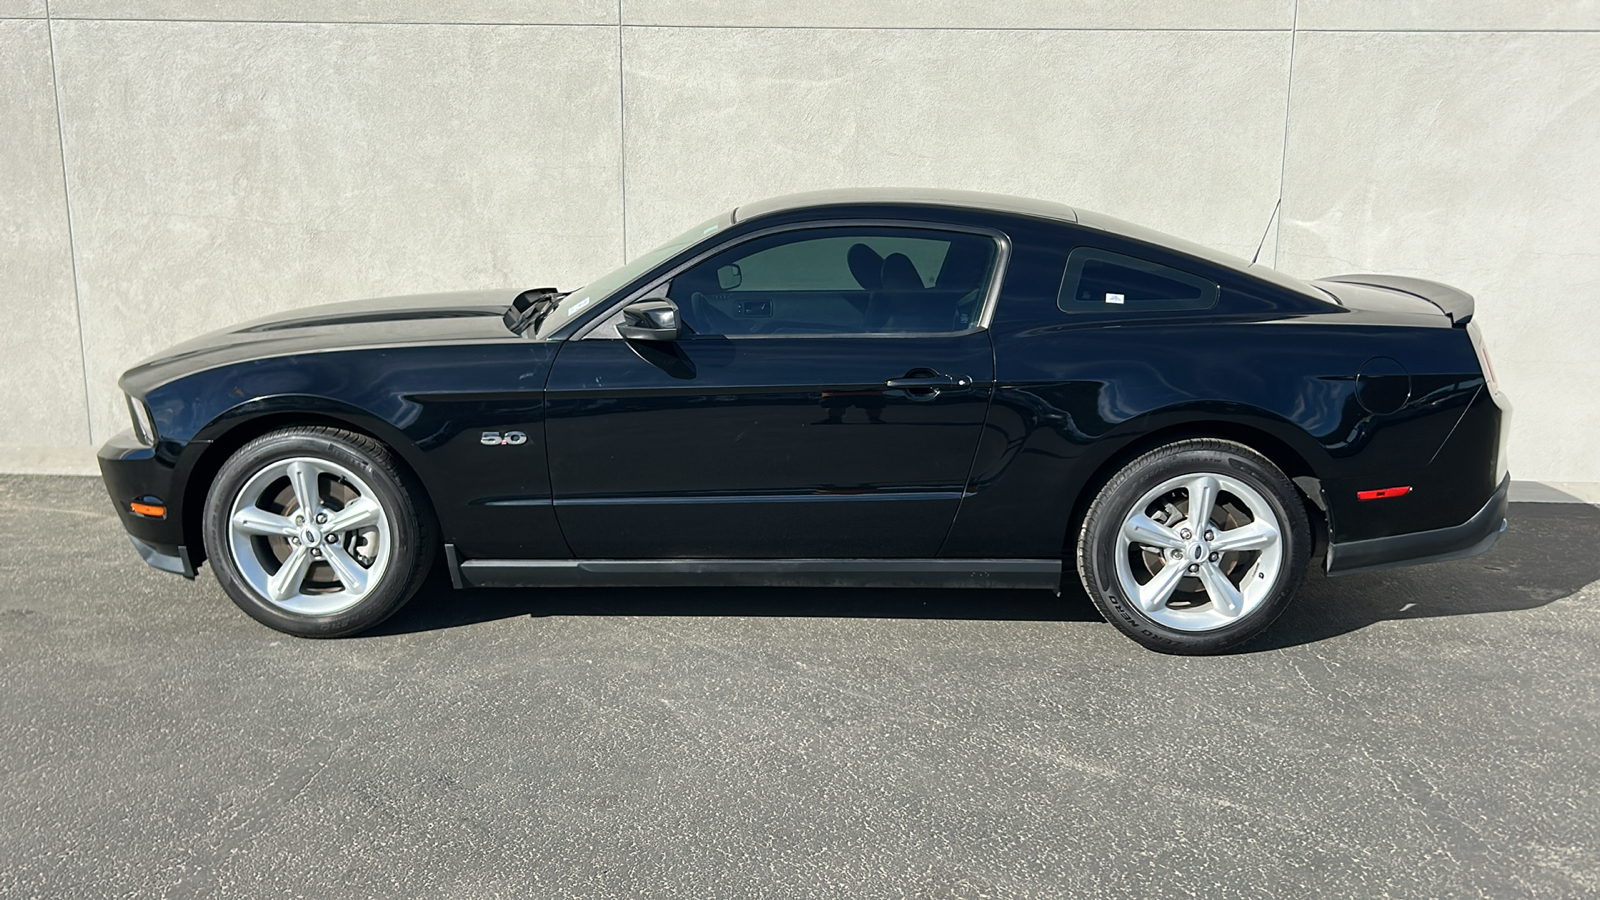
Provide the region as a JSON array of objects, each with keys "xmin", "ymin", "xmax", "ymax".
[{"xmin": 503, "ymin": 287, "xmax": 567, "ymax": 335}]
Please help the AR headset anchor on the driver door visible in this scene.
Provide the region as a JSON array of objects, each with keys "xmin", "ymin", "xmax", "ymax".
[{"xmin": 543, "ymin": 223, "xmax": 1004, "ymax": 559}]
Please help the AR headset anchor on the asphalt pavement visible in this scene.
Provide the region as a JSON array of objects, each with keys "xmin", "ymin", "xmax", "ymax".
[{"xmin": 1, "ymin": 474, "xmax": 1596, "ymax": 899}]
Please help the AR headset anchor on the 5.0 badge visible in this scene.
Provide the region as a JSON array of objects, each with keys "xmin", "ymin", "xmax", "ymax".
[{"xmin": 480, "ymin": 431, "xmax": 528, "ymax": 446}]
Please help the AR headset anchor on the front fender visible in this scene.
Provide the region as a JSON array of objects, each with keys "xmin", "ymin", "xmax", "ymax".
[{"xmin": 142, "ymin": 341, "xmax": 565, "ymax": 563}]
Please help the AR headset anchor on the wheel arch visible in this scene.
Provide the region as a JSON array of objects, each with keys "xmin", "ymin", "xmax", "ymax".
[
  {"xmin": 177, "ymin": 402, "xmax": 433, "ymax": 566},
  {"xmin": 1060, "ymin": 419, "xmax": 1327, "ymax": 559}
]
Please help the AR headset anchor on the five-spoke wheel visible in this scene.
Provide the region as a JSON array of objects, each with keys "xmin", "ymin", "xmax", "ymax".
[
  {"xmin": 1077, "ymin": 439, "xmax": 1309, "ymax": 654},
  {"xmin": 1114, "ymin": 472, "xmax": 1284, "ymax": 631},
  {"xmin": 203, "ymin": 427, "xmax": 433, "ymax": 637},
  {"xmin": 226, "ymin": 457, "xmax": 392, "ymax": 616}
]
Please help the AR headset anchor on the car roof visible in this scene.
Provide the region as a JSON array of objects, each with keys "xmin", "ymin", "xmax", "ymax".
[
  {"xmin": 734, "ymin": 187, "xmax": 1082, "ymax": 226},
  {"xmin": 733, "ymin": 188, "xmax": 1331, "ymax": 303}
]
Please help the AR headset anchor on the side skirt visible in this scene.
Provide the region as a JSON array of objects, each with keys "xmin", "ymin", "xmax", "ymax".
[{"xmin": 444, "ymin": 550, "xmax": 1062, "ymax": 591}]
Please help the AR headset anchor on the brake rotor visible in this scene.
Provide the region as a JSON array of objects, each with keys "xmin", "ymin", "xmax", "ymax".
[
  {"xmin": 1136, "ymin": 489, "xmax": 1254, "ymax": 610},
  {"xmin": 257, "ymin": 474, "xmax": 378, "ymax": 595}
]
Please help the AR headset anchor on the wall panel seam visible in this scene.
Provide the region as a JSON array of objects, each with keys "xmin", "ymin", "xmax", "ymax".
[
  {"xmin": 1297, "ymin": 28, "xmax": 1600, "ymax": 34},
  {"xmin": 614, "ymin": 24, "xmax": 1599, "ymax": 35},
  {"xmin": 26, "ymin": 19, "xmax": 1599, "ymax": 34},
  {"xmin": 617, "ymin": 24, "xmax": 1292, "ymax": 33},
  {"xmin": 42, "ymin": 1, "xmax": 94, "ymax": 445},
  {"xmin": 38, "ymin": 19, "xmax": 1295, "ymax": 32},
  {"xmin": 39, "ymin": 18, "xmax": 619, "ymax": 27}
]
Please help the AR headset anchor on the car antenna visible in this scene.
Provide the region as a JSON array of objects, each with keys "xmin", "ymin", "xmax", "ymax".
[{"xmin": 1252, "ymin": 198, "xmax": 1281, "ymax": 266}]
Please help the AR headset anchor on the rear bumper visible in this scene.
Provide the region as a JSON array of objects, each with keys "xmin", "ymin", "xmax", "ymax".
[{"xmin": 1325, "ymin": 474, "xmax": 1508, "ymax": 576}]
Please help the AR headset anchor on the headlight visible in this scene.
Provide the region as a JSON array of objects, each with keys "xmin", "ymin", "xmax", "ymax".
[{"xmin": 125, "ymin": 393, "xmax": 156, "ymax": 446}]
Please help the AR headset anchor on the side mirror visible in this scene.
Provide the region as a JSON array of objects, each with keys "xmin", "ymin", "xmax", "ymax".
[
  {"xmin": 617, "ymin": 299, "xmax": 682, "ymax": 341},
  {"xmin": 717, "ymin": 264, "xmax": 742, "ymax": 290}
]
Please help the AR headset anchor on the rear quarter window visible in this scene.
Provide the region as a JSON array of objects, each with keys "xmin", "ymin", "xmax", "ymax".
[{"xmin": 1058, "ymin": 247, "xmax": 1218, "ymax": 314}]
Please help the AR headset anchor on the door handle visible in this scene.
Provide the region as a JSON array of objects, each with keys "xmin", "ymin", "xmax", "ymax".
[
  {"xmin": 884, "ymin": 371, "xmax": 973, "ymax": 401},
  {"xmin": 885, "ymin": 374, "xmax": 972, "ymax": 389}
]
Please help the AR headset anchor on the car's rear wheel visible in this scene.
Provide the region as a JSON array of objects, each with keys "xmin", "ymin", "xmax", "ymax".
[
  {"xmin": 202, "ymin": 426, "xmax": 434, "ymax": 637},
  {"xmin": 1076, "ymin": 439, "xmax": 1310, "ymax": 654}
]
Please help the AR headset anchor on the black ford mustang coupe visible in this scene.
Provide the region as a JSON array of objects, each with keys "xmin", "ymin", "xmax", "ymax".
[{"xmin": 100, "ymin": 189, "xmax": 1510, "ymax": 653}]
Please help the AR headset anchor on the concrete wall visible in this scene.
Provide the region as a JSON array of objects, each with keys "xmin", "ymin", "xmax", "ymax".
[{"xmin": 2, "ymin": 1, "xmax": 1596, "ymax": 484}]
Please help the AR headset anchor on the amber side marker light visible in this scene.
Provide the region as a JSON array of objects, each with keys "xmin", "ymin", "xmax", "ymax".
[
  {"xmin": 129, "ymin": 500, "xmax": 167, "ymax": 518},
  {"xmin": 1356, "ymin": 486, "xmax": 1412, "ymax": 501}
]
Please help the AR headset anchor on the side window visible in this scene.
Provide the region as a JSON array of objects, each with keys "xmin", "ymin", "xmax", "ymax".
[
  {"xmin": 1057, "ymin": 247, "xmax": 1218, "ymax": 314},
  {"xmin": 664, "ymin": 226, "xmax": 997, "ymax": 336}
]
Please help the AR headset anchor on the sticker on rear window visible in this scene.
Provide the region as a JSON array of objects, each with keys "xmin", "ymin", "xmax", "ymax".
[{"xmin": 1105, "ymin": 292, "xmax": 1125, "ymax": 305}]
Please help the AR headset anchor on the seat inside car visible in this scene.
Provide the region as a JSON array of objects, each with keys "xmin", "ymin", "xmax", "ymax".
[
  {"xmin": 668, "ymin": 264, "xmax": 738, "ymax": 334},
  {"xmin": 867, "ymin": 252, "xmax": 954, "ymax": 332},
  {"xmin": 935, "ymin": 237, "xmax": 990, "ymax": 295},
  {"xmin": 847, "ymin": 243, "xmax": 885, "ymax": 291}
]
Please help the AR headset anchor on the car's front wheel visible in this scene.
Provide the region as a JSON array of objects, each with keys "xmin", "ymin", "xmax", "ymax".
[
  {"xmin": 1076, "ymin": 439, "xmax": 1310, "ymax": 654},
  {"xmin": 202, "ymin": 426, "xmax": 434, "ymax": 637}
]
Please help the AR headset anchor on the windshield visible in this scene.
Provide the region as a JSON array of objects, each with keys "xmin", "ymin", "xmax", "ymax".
[{"xmin": 532, "ymin": 214, "xmax": 729, "ymax": 338}]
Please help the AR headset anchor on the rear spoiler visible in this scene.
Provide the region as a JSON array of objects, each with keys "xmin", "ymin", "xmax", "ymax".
[{"xmin": 1320, "ymin": 274, "xmax": 1474, "ymax": 325}]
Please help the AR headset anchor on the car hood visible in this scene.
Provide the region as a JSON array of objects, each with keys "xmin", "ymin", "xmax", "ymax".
[{"xmin": 120, "ymin": 289, "xmax": 523, "ymax": 395}]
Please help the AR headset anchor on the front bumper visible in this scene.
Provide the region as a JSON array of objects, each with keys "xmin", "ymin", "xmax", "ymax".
[
  {"xmin": 1325, "ymin": 474, "xmax": 1509, "ymax": 576},
  {"xmin": 128, "ymin": 534, "xmax": 196, "ymax": 578},
  {"xmin": 99, "ymin": 429, "xmax": 196, "ymax": 579}
]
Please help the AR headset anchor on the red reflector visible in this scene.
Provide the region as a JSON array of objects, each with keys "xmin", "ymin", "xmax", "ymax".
[{"xmin": 1356, "ymin": 486, "xmax": 1412, "ymax": 501}]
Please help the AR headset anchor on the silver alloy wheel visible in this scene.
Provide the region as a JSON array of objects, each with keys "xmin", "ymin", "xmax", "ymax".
[
  {"xmin": 226, "ymin": 456, "xmax": 392, "ymax": 616},
  {"xmin": 1113, "ymin": 472, "xmax": 1284, "ymax": 632}
]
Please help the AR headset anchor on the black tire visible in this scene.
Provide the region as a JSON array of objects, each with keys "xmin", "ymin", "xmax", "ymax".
[
  {"xmin": 1076, "ymin": 439, "xmax": 1310, "ymax": 654},
  {"xmin": 201, "ymin": 426, "xmax": 435, "ymax": 637}
]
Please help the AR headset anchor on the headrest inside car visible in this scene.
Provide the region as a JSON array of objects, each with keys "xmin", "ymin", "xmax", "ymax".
[
  {"xmin": 847, "ymin": 243, "xmax": 884, "ymax": 291},
  {"xmin": 879, "ymin": 253, "xmax": 924, "ymax": 291}
]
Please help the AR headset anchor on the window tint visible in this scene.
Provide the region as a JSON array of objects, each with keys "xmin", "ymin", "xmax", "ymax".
[
  {"xmin": 665, "ymin": 226, "xmax": 997, "ymax": 336},
  {"xmin": 535, "ymin": 215, "xmax": 726, "ymax": 337},
  {"xmin": 1057, "ymin": 247, "xmax": 1218, "ymax": 314}
]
